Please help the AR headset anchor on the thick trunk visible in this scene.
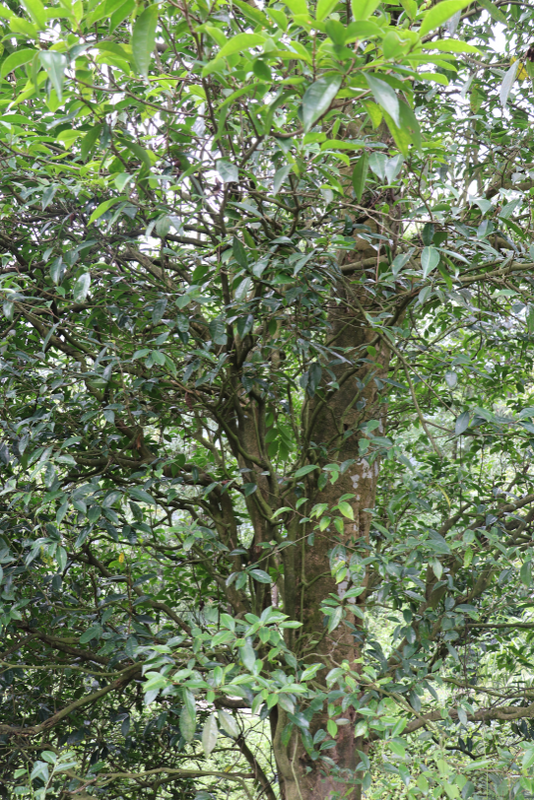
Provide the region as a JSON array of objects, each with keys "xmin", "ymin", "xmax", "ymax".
[{"xmin": 274, "ymin": 257, "xmax": 391, "ymax": 797}]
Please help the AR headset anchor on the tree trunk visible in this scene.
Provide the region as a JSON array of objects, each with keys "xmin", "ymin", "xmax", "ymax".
[{"xmin": 274, "ymin": 248, "xmax": 391, "ymax": 798}]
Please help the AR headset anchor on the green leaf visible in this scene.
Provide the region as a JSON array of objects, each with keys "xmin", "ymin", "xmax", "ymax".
[
  {"xmin": 1, "ymin": 48, "xmax": 35, "ymax": 78},
  {"xmin": 273, "ymin": 165, "xmax": 291, "ymax": 196},
  {"xmin": 301, "ymin": 75, "xmax": 342, "ymax": 132},
  {"xmin": 73, "ymin": 273, "xmax": 91, "ymax": 303},
  {"xmin": 217, "ymin": 159, "xmax": 238, "ymax": 183},
  {"xmin": 421, "ymin": 246, "xmax": 439, "ymax": 278},
  {"xmin": 352, "ymin": 152, "xmax": 369, "ymax": 202},
  {"xmin": 351, "ymin": 0, "xmax": 380, "ymax": 20},
  {"xmin": 152, "ymin": 297, "xmax": 168, "ymax": 325},
  {"xmin": 118, "ymin": 137, "xmax": 152, "ymax": 168},
  {"xmin": 180, "ymin": 704, "xmax": 196, "ymax": 741},
  {"xmin": 232, "ymin": 237, "xmax": 248, "ymax": 268},
  {"xmin": 338, "ymin": 501, "xmax": 354, "ymax": 520},
  {"xmin": 21, "ymin": 0, "xmax": 46, "ymax": 29},
  {"xmin": 316, "ymin": 0, "xmax": 338, "ymax": 21},
  {"xmin": 301, "ymin": 663, "xmax": 323, "ymax": 680},
  {"xmin": 327, "ymin": 605, "xmax": 343, "ymax": 632},
  {"xmin": 500, "ymin": 60, "xmax": 518, "ymax": 108},
  {"xmin": 88, "ymin": 196, "xmax": 129, "ymax": 224},
  {"xmin": 80, "ymin": 124, "xmax": 102, "ymax": 162},
  {"xmin": 39, "ymin": 52, "xmax": 67, "ymax": 101},
  {"xmin": 282, "ymin": 0, "xmax": 308, "ymax": 16},
  {"xmin": 419, "ymin": 0, "xmax": 472, "ymax": 37},
  {"xmin": 365, "ymin": 74, "xmax": 400, "ymax": 127},
  {"xmin": 445, "ymin": 370, "xmax": 457, "ymax": 389},
  {"xmin": 523, "ymin": 746, "xmax": 534, "ymax": 769},
  {"xmin": 521, "ymin": 560, "xmax": 532, "ymax": 587},
  {"xmin": 209, "ymin": 317, "xmax": 227, "ymax": 345},
  {"xmin": 389, "ymin": 738, "xmax": 406, "ymax": 757},
  {"xmin": 80, "ymin": 623, "xmax": 103, "ymax": 643},
  {"xmin": 144, "ymin": 671, "xmax": 169, "ymax": 692},
  {"xmin": 455, "ymin": 411, "xmax": 470, "ymax": 435},
  {"xmin": 218, "ymin": 710, "xmax": 239, "ymax": 738},
  {"xmin": 294, "ymin": 464, "xmax": 319, "ymax": 478},
  {"xmin": 249, "ymin": 568, "xmax": 272, "ymax": 583},
  {"xmin": 30, "ymin": 761, "xmax": 49, "ymax": 783},
  {"xmin": 424, "ymin": 40, "xmax": 481, "ymax": 54},
  {"xmin": 131, "ymin": 4, "xmax": 159, "ymax": 77},
  {"xmin": 477, "ymin": 0, "xmax": 508, "ymax": 25},
  {"xmin": 218, "ymin": 33, "xmax": 265, "ymax": 58},
  {"xmin": 201, "ymin": 714, "xmax": 218, "ymax": 756},
  {"xmin": 129, "ymin": 487, "xmax": 156, "ymax": 506},
  {"xmin": 327, "ymin": 718, "xmax": 338, "ymax": 737},
  {"xmin": 239, "ymin": 639, "xmax": 256, "ymax": 671}
]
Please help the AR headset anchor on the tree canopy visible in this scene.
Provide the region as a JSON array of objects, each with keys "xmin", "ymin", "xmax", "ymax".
[{"xmin": 4, "ymin": 0, "xmax": 534, "ymax": 798}]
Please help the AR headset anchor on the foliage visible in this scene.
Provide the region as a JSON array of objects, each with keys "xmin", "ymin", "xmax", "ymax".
[{"xmin": 3, "ymin": 0, "xmax": 534, "ymax": 798}]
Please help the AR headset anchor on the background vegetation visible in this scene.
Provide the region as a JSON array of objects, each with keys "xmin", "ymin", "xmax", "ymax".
[{"xmin": 3, "ymin": 0, "xmax": 534, "ymax": 798}]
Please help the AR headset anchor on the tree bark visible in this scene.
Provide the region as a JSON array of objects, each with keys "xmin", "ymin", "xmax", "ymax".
[{"xmin": 274, "ymin": 246, "xmax": 391, "ymax": 798}]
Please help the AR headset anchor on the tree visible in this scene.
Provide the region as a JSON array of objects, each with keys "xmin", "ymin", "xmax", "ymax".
[{"xmin": 4, "ymin": 0, "xmax": 534, "ymax": 797}]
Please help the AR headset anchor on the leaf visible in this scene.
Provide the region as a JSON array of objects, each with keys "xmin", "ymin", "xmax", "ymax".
[
  {"xmin": 80, "ymin": 623, "xmax": 103, "ymax": 643},
  {"xmin": 209, "ymin": 317, "xmax": 227, "ymax": 345},
  {"xmin": 80, "ymin": 125, "xmax": 102, "ymax": 161},
  {"xmin": 129, "ymin": 487, "xmax": 156, "ymax": 506},
  {"xmin": 445, "ymin": 370, "xmax": 457, "ymax": 389},
  {"xmin": 523, "ymin": 745, "xmax": 534, "ymax": 769},
  {"xmin": 455, "ymin": 411, "xmax": 470, "ymax": 435},
  {"xmin": 39, "ymin": 52, "xmax": 67, "ymax": 101},
  {"xmin": 73, "ymin": 273, "xmax": 91, "ymax": 303},
  {"xmin": 500, "ymin": 60, "xmax": 518, "ymax": 108},
  {"xmin": 389, "ymin": 738, "xmax": 406, "ymax": 757},
  {"xmin": 477, "ymin": 0, "xmax": 508, "ymax": 24},
  {"xmin": 202, "ymin": 714, "xmax": 218, "ymax": 756},
  {"xmin": 131, "ymin": 5, "xmax": 158, "ymax": 78},
  {"xmin": 316, "ymin": 0, "xmax": 338, "ymax": 21},
  {"xmin": 421, "ymin": 246, "xmax": 439, "ymax": 278},
  {"xmin": 369, "ymin": 152, "xmax": 387, "ymax": 180},
  {"xmin": 385, "ymin": 154, "xmax": 404, "ymax": 184},
  {"xmin": 352, "ymin": 152, "xmax": 369, "ymax": 202},
  {"xmin": 424, "ymin": 40, "xmax": 480, "ymax": 54},
  {"xmin": 250, "ymin": 568, "xmax": 272, "ymax": 583},
  {"xmin": 218, "ymin": 33, "xmax": 265, "ymax": 58},
  {"xmin": 338, "ymin": 501, "xmax": 354, "ymax": 520},
  {"xmin": 273, "ymin": 165, "xmax": 291, "ymax": 195},
  {"xmin": 21, "ymin": 0, "xmax": 46, "ymax": 29},
  {"xmin": 365, "ymin": 74, "xmax": 400, "ymax": 127},
  {"xmin": 217, "ymin": 159, "xmax": 238, "ymax": 183},
  {"xmin": 239, "ymin": 639, "xmax": 256, "ymax": 671},
  {"xmin": 218, "ymin": 710, "xmax": 240, "ymax": 738},
  {"xmin": 1, "ymin": 48, "xmax": 35, "ymax": 78},
  {"xmin": 294, "ymin": 465, "xmax": 319, "ymax": 478},
  {"xmin": 180, "ymin": 702, "xmax": 196, "ymax": 742},
  {"xmin": 30, "ymin": 761, "xmax": 49, "ymax": 783},
  {"xmin": 41, "ymin": 184, "xmax": 57, "ymax": 211},
  {"xmin": 232, "ymin": 237, "xmax": 248, "ymax": 268},
  {"xmin": 351, "ymin": 0, "xmax": 380, "ymax": 20},
  {"xmin": 521, "ymin": 560, "xmax": 532, "ymax": 587},
  {"xmin": 119, "ymin": 138, "xmax": 152, "ymax": 168},
  {"xmin": 152, "ymin": 298, "xmax": 168, "ymax": 325},
  {"xmin": 282, "ymin": 0, "xmax": 308, "ymax": 16},
  {"xmin": 234, "ymin": 277, "xmax": 251, "ymax": 300},
  {"xmin": 419, "ymin": 0, "xmax": 472, "ymax": 37},
  {"xmin": 327, "ymin": 605, "xmax": 343, "ymax": 632},
  {"xmin": 301, "ymin": 75, "xmax": 342, "ymax": 132},
  {"xmin": 88, "ymin": 196, "xmax": 128, "ymax": 224}
]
